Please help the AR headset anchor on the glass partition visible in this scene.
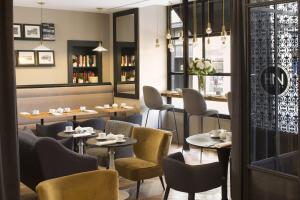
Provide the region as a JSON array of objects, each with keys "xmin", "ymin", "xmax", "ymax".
[{"xmin": 249, "ymin": 1, "xmax": 299, "ymax": 176}]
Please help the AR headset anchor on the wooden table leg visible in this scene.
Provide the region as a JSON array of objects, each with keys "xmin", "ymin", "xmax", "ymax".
[
  {"xmin": 41, "ymin": 118, "xmax": 44, "ymax": 125},
  {"xmin": 217, "ymin": 148, "xmax": 231, "ymax": 200}
]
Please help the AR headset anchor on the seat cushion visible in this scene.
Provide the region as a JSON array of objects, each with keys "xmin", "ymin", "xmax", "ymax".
[
  {"xmin": 115, "ymin": 157, "xmax": 163, "ymax": 181},
  {"xmin": 160, "ymin": 104, "xmax": 174, "ymax": 111}
]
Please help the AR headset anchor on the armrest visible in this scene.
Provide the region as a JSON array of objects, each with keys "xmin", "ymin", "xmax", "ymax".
[
  {"xmin": 35, "ymin": 137, "xmax": 98, "ymax": 180},
  {"xmin": 36, "ymin": 170, "xmax": 119, "ymax": 200}
]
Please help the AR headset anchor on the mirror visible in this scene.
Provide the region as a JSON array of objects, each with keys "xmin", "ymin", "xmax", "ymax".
[{"xmin": 113, "ymin": 9, "xmax": 139, "ymax": 99}]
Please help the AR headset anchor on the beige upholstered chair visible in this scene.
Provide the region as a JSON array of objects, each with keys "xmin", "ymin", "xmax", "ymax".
[
  {"xmin": 115, "ymin": 127, "xmax": 172, "ymax": 199},
  {"xmin": 36, "ymin": 170, "xmax": 119, "ymax": 200}
]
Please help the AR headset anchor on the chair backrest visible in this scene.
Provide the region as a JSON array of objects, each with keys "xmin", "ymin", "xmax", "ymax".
[
  {"xmin": 132, "ymin": 127, "xmax": 172, "ymax": 165},
  {"xmin": 105, "ymin": 120, "xmax": 138, "ymax": 137},
  {"xmin": 143, "ymin": 86, "xmax": 163, "ymax": 109},
  {"xmin": 182, "ymin": 88, "xmax": 207, "ymax": 115},
  {"xmin": 18, "ymin": 129, "xmax": 43, "ymax": 191},
  {"xmin": 36, "ymin": 170, "xmax": 119, "ymax": 200},
  {"xmin": 226, "ymin": 91, "xmax": 232, "ymax": 116},
  {"xmin": 163, "ymin": 152, "xmax": 222, "ymax": 193},
  {"xmin": 36, "ymin": 121, "xmax": 73, "ymax": 139},
  {"xmin": 111, "ymin": 114, "xmax": 143, "ymax": 126},
  {"xmin": 78, "ymin": 118, "xmax": 106, "ymax": 131}
]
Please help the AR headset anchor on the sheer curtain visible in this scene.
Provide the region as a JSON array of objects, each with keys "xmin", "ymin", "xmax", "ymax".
[
  {"xmin": 231, "ymin": 0, "xmax": 245, "ymax": 199},
  {"xmin": 0, "ymin": 0, "xmax": 20, "ymax": 199}
]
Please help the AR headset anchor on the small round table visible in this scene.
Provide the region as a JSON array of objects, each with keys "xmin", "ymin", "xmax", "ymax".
[
  {"xmin": 86, "ymin": 137, "xmax": 137, "ymax": 200},
  {"xmin": 86, "ymin": 137, "xmax": 137, "ymax": 169},
  {"xmin": 186, "ymin": 133, "xmax": 231, "ymax": 200},
  {"xmin": 58, "ymin": 131, "xmax": 98, "ymax": 155}
]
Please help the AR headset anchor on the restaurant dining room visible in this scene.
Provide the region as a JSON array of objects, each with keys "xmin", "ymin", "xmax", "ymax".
[{"xmin": 0, "ymin": 0, "xmax": 299, "ymax": 200}]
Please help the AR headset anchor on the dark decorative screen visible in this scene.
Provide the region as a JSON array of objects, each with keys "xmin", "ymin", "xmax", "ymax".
[{"xmin": 250, "ymin": 1, "xmax": 299, "ymax": 175}]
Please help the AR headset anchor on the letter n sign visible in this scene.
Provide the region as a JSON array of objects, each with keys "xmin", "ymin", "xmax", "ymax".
[{"xmin": 260, "ymin": 67, "xmax": 289, "ymax": 96}]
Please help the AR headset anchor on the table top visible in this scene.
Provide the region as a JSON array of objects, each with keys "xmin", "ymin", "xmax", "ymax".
[
  {"xmin": 186, "ymin": 133, "xmax": 231, "ymax": 149},
  {"xmin": 57, "ymin": 131, "xmax": 99, "ymax": 139},
  {"xmin": 86, "ymin": 137, "xmax": 137, "ymax": 148},
  {"xmin": 95, "ymin": 106, "xmax": 135, "ymax": 113},
  {"xmin": 19, "ymin": 109, "xmax": 99, "ymax": 120},
  {"xmin": 161, "ymin": 91, "xmax": 228, "ymax": 102}
]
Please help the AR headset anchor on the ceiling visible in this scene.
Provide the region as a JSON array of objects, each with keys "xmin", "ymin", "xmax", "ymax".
[{"xmin": 13, "ymin": 0, "xmax": 181, "ymax": 13}]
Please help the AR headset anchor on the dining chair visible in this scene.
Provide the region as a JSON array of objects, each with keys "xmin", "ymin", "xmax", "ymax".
[
  {"xmin": 182, "ymin": 88, "xmax": 220, "ymax": 162},
  {"xmin": 163, "ymin": 152, "xmax": 223, "ymax": 200},
  {"xmin": 19, "ymin": 131, "xmax": 98, "ymax": 191},
  {"xmin": 143, "ymin": 86, "xmax": 179, "ymax": 145},
  {"xmin": 86, "ymin": 120, "xmax": 138, "ymax": 167},
  {"xmin": 115, "ymin": 127, "xmax": 172, "ymax": 199},
  {"xmin": 36, "ymin": 121, "xmax": 74, "ymax": 150},
  {"xmin": 36, "ymin": 170, "xmax": 119, "ymax": 200}
]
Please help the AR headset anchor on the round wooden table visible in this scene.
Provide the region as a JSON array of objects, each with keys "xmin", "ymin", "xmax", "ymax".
[
  {"xmin": 86, "ymin": 137, "xmax": 137, "ymax": 169},
  {"xmin": 186, "ymin": 133, "xmax": 231, "ymax": 200},
  {"xmin": 58, "ymin": 131, "xmax": 98, "ymax": 155}
]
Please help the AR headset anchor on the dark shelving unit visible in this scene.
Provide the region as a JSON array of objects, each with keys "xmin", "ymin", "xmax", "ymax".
[{"xmin": 67, "ymin": 40, "xmax": 102, "ymax": 84}]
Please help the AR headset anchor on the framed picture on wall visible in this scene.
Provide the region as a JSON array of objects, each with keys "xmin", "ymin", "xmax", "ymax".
[
  {"xmin": 16, "ymin": 50, "xmax": 36, "ymax": 66},
  {"xmin": 37, "ymin": 51, "xmax": 55, "ymax": 66},
  {"xmin": 42, "ymin": 23, "xmax": 55, "ymax": 41},
  {"xmin": 13, "ymin": 24, "xmax": 22, "ymax": 39},
  {"xmin": 23, "ymin": 24, "xmax": 41, "ymax": 40}
]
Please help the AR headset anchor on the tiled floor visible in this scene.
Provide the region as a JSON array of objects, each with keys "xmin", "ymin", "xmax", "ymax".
[{"xmin": 21, "ymin": 145, "xmax": 230, "ymax": 200}]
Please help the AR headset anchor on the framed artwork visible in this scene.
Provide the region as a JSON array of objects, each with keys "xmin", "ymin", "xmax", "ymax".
[
  {"xmin": 42, "ymin": 23, "xmax": 55, "ymax": 41},
  {"xmin": 23, "ymin": 24, "xmax": 41, "ymax": 40},
  {"xmin": 37, "ymin": 51, "xmax": 55, "ymax": 66},
  {"xmin": 13, "ymin": 24, "xmax": 22, "ymax": 39},
  {"xmin": 16, "ymin": 51, "xmax": 36, "ymax": 66}
]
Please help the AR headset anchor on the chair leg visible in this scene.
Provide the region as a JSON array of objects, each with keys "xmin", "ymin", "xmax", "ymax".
[
  {"xmin": 172, "ymin": 108, "xmax": 180, "ymax": 145},
  {"xmin": 188, "ymin": 193, "xmax": 195, "ymax": 200},
  {"xmin": 158, "ymin": 111, "xmax": 162, "ymax": 129},
  {"xmin": 200, "ymin": 116, "xmax": 204, "ymax": 133},
  {"xmin": 159, "ymin": 176, "xmax": 165, "ymax": 190},
  {"xmin": 136, "ymin": 181, "xmax": 141, "ymax": 200},
  {"xmin": 217, "ymin": 114, "xmax": 221, "ymax": 129},
  {"xmin": 145, "ymin": 109, "xmax": 150, "ymax": 127},
  {"xmin": 200, "ymin": 147, "xmax": 203, "ymax": 163},
  {"xmin": 164, "ymin": 186, "xmax": 170, "ymax": 200}
]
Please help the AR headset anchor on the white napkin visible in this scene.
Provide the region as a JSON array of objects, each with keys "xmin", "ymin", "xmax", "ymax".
[
  {"xmin": 73, "ymin": 132, "xmax": 92, "ymax": 138},
  {"xmin": 96, "ymin": 140, "xmax": 117, "ymax": 146},
  {"xmin": 214, "ymin": 141, "xmax": 232, "ymax": 148},
  {"xmin": 123, "ymin": 106, "xmax": 134, "ymax": 109},
  {"xmin": 106, "ymin": 133, "xmax": 117, "ymax": 140},
  {"xmin": 95, "ymin": 106, "xmax": 104, "ymax": 109},
  {"xmin": 84, "ymin": 110, "xmax": 97, "ymax": 113},
  {"xmin": 20, "ymin": 112, "xmax": 30, "ymax": 115},
  {"xmin": 51, "ymin": 112, "xmax": 63, "ymax": 116}
]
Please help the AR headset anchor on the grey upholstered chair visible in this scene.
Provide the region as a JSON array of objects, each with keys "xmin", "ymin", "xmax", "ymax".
[
  {"xmin": 163, "ymin": 152, "xmax": 223, "ymax": 200},
  {"xmin": 19, "ymin": 130, "xmax": 98, "ymax": 191},
  {"xmin": 86, "ymin": 120, "xmax": 138, "ymax": 167},
  {"xmin": 226, "ymin": 92, "xmax": 232, "ymax": 116},
  {"xmin": 36, "ymin": 122, "xmax": 74, "ymax": 150},
  {"xmin": 78, "ymin": 118, "xmax": 106, "ymax": 131},
  {"xmin": 182, "ymin": 88, "xmax": 221, "ymax": 132},
  {"xmin": 111, "ymin": 113, "xmax": 143, "ymax": 126},
  {"xmin": 143, "ymin": 86, "xmax": 179, "ymax": 145}
]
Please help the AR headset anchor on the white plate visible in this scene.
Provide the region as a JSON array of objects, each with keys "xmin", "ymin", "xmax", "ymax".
[
  {"xmin": 116, "ymin": 139, "xmax": 126, "ymax": 143},
  {"xmin": 64, "ymin": 130, "xmax": 75, "ymax": 133}
]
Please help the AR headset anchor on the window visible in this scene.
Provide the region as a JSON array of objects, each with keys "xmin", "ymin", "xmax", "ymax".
[{"xmin": 167, "ymin": 0, "xmax": 231, "ymax": 113}]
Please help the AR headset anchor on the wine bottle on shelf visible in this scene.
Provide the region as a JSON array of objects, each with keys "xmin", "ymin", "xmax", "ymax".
[
  {"xmin": 93, "ymin": 55, "xmax": 96, "ymax": 67},
  {"xmin": 86, "ymin": 56, "xmax": 90, "ymax": 67}
]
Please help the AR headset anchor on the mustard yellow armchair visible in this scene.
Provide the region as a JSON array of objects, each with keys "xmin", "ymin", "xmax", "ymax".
[
  {"xmin": 36, "ymin": 170, "xmax": 119, "ymax": 200},
  {"xmin": 115, "ymin": 127, "xmax": 172, "ymax": 199}
]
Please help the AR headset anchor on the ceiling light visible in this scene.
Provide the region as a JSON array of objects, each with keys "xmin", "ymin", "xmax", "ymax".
[{"xmin": 93, "ymin": 42, "xmax": 107, "ymax": 52}]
